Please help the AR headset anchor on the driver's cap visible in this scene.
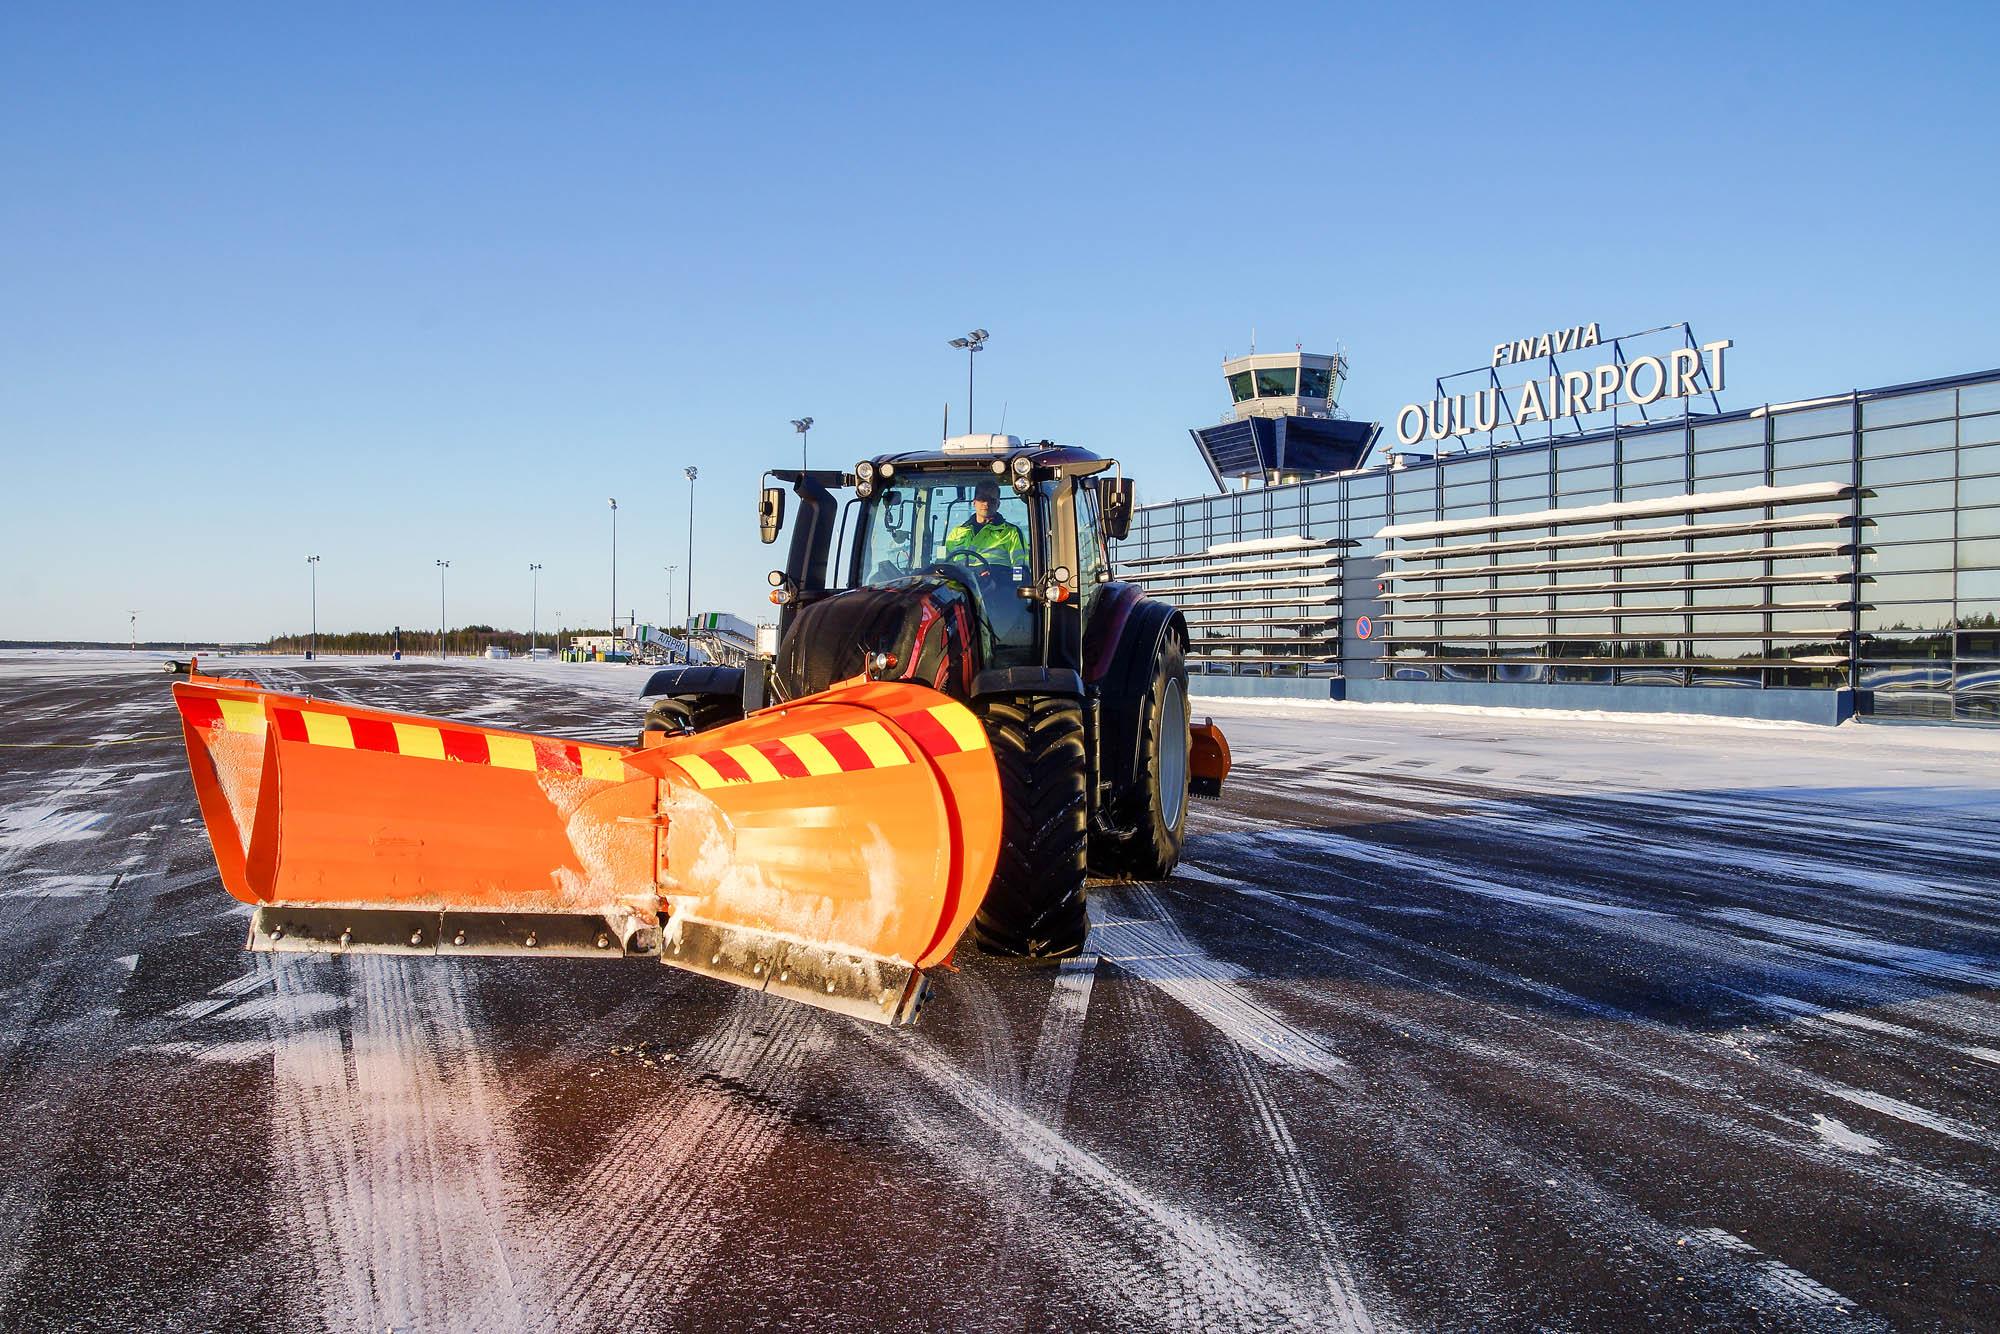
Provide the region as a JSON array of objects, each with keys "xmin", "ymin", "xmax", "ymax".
[{"xmin": 973, "ymin": 479, "xmax": 1001, "ymax": 502}]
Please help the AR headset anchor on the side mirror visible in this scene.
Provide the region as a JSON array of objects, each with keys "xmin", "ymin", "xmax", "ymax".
[
  {"xmin": 1101, "ymin": 477, "xmax": 1135, "ymax": 541},
  {"xmin": 758, "ymin": 486, "xmax": 786, "ymax": 544}
]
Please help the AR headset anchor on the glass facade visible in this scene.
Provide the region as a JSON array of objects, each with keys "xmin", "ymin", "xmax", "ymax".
[{"xmin": 1120, "ymin": 368, "xmax": 2000, "ymax": 722}]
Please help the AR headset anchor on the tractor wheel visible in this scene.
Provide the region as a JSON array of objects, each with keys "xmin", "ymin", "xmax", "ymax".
[
  {"xmin": 971, "ymin": 694, "xmax": 1090, "ymax": 959},
  {"xmin": 639, "ymin": 694, "xmax": 743, "ymax": 744},
  {"xmin": 1093, "ymin": 638, "xmax": 1189, "ymax": 881}
]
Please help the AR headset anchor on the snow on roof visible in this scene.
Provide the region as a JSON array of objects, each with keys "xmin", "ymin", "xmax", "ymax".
[
  {"xmin": 1376, "ymin": 482, "xmax": 1853, "ymax": 542},
  {"xmin": 1204, "ymin": 535, "xmax": 1338, "ymax": 557}
]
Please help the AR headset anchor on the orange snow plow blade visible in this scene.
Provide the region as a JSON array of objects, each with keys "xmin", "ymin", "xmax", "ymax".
[
  {"xmin": 1190, "ymin": 718, "xmax": 1230, "ymax": 796},
  {"xmin": 170, "ymin": 675, "xmax": 1000, "ymax": 1026}
]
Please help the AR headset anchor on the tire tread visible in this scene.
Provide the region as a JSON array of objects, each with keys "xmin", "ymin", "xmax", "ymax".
[{"xmin": 971, "ymin": 694, "xmax": 1090, "ymax": 958}]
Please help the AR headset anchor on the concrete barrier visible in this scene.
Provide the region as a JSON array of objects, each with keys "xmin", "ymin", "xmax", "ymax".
[{"xmin": 1188, "ymin": 675, "xmax": 1344, "ymax": 701}]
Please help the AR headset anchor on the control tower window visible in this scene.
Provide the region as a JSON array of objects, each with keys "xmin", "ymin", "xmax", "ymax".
[
  {"xmin": 1227, "ymin": 371, "xmax": 1255, "ymax": 403},
  {"xmin": 1298, "ymin": 366, "xmax": 1332, "ymax": 400},
  {"xmin": 1254, "ymin": 367, "xmax": 1297, "ymax": 397}
]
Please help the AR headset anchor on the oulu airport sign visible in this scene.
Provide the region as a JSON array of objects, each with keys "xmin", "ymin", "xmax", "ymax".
[{"xmin": 1395, "ymin": 321, "xmax": 1732, "ymax": 447}]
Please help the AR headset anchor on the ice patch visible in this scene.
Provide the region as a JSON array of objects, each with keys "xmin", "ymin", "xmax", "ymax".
[
  {"xmin": 1172, "ymin": 863, "xmax": 1245, "ymax": 888},
  {"xmin": 1817, "ymin": 1083, "xmax": 1977, "ymax": 1143},
  {"xmin": 0, "ymin": 804, "xmax": 109, "ymax": 852},
  {"xmin": 5, "ymin": 872, "xmax": 119, "ymax": 899},
  {"xmin": 1092, "ymin": 885, "xmax": 1347, "ymax": 1078},
  {"xmin": 1257, "ymin": 825, "xmax": 1657, "ymax": 920},
  {"xmin": 145, "ymin": 1039, "xmax": 274, "ymax": 1064},
  {"xmin": 1752, "ymin": 992, "xmax": 1923, "ymax": 1039},
  {"xmin": 1809, "ymin": 1113, "xmax": 1882, "ymax": 1155},
  {"xmin": 1686, "ymin": 1228, "xmax": 1858, "ymax": 1312},
  {"xmin": 1714, "ymin": 909, "xmax": 2000, "ymax": 989}
]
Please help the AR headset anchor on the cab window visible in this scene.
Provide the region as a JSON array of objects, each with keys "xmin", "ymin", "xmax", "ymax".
[
  {"xmin": 852, "ymin": 469, "xmax": 1042, "ymax": 665},
  {"xmin": 1075, "ymin": 481, "xmax": 1108, "ymax": 612}
]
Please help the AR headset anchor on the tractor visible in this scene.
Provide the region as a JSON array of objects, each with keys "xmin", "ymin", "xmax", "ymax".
[
  {"xmin": 164, "ymin": 435, "xmax": 1228, "ymax": 1027},
  {"xmin": 638, "ymin": 434, "xmax": 1229, "ymax": 959}
]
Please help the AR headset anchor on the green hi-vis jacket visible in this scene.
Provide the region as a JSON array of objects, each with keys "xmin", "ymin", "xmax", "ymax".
[{"xmin": 944, "ymin": 515, "xmax": 1030, "ymax": 565}]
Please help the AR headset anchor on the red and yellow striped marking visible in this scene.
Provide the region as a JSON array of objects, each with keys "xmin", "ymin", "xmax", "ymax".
[
  {"xmin": 667, "ymin": 702, "xmax": 987, "ymax": 792},
  {"xmin": 175, "ymin": 693, "xmax": 985, "ymax": 792},
  {"xmin": 175, "ymin": 694, "xmax": 627, "ymax": 781}
]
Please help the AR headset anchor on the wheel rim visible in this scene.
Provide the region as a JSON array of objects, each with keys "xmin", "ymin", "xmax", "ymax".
[{"xmin": 1159, "ymin": 678, "xmax": 1188, "ymax": 830}]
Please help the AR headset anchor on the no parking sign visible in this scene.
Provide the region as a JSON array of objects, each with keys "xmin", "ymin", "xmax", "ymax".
[{"xmin": 1355, "ymin": 615, "xmax": 1373, "ymax": 640}]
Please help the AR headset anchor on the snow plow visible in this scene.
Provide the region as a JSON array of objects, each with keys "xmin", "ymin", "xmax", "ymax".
[
  {"xmin": 171, "ymin": 669, "xmax": 1000, "ymax": 1026},
  {"xmin": 170, "ymin": 435, "xmax": 1228, "ymax": 1027}
]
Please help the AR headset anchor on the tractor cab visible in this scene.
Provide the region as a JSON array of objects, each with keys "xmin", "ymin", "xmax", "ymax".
[
  {"xmin": 850, "ymin": 463, "xmax": 1039, "ymax": 657},
  {"xmin": 654, "ymin": 430, "xmax": 1227, "ymax": 960},
  {"xmin": 759, "ymin": 437, "xmax": 1136, "ymax": 678}
]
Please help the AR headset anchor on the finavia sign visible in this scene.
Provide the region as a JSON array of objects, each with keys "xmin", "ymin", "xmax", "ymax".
[{"xmin": 1395, "ymin": 322, "xmax": 1731, "ymax": 446}]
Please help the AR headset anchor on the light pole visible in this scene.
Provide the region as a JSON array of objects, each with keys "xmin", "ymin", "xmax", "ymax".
[
  {"xmin": 528, "ymin": 563, "xmax": 542, "ymax": 654},
  {"xmin": 947, "ymin": 328, "xmax": 988, "ymax": 435},
  {"xmin": 608, "ymin": 497, "xmax": 619, "ymax": 647},
  {"xmin": 684, "ymin": 467, "xmax": 698, "ymax": 631},
  {"xmin": 664, "ymin": 565, "xmax": 678, "ymax": 647},
  {"xmin": 306, "ymin": 555, "xmax": 320, "ymax": 659},
  {"xmin": 435, "ymin": 559, "xmax": 450, "ymax": 658},
  {"xmin": 128, "ymin": 611, "xmax": 139, "ymax": 652},
  {"xmin": 791, "ymin": 417, "xmax": 813, "ymax": 471}
]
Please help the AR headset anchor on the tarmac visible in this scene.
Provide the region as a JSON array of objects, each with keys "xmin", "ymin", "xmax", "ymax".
[{"xmin": 1, "ymin": 651, "xmax": 1996, "ymax": 1331}]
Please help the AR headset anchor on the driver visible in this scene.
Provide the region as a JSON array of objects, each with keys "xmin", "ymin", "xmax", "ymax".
[{"xmin": 944, "ymin": 480, "xmax": 1029, "ymax": 570}]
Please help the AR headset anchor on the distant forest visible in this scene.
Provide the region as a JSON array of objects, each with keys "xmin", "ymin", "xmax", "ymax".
[
  {"xmin": 2, "ymin": 627, "xmax": 608, "ymax": 655},
  {"xmin": 260, "ymin": 626, "xmax": 604, "ymax": 656}
]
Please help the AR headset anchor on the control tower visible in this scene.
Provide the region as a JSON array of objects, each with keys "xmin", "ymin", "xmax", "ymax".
[{"xmin": 1191, "ymin": 349, "xmax": 1379, "ymax": 490}]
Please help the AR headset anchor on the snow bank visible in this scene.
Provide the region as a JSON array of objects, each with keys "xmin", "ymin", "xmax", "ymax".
[{"xmin": 1186, "ymin": 693, "xmax": 1824, "ymax": 732}]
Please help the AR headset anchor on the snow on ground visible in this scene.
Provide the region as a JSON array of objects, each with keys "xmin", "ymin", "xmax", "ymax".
[
  {"xmin": 1, "ymin": 654, "xmax": 1997, "ymax": 1330},
  {"xmin": 0, "ymin": 648, "xmax": 197, "ymax": 681}
]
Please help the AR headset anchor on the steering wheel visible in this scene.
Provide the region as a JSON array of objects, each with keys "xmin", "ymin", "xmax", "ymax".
[
  {"xmin": 923, "ymin": 549, "xmax": 1010, "ymax": 603},
  {"xmin": 940, "ymin": 548, "xmax": 999, "ymax": 573}
]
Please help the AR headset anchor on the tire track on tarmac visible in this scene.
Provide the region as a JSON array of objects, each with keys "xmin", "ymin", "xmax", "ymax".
[
  {"xmin": 264, "ymin": 955, "xmax": 526, "ymax": 1332},
  {"xmin": 1203, "ymin": 818, "xmax": 2000, "ymax": 1025},
  {"xmin": 863, "ymin": 1021, "xmax": 1366, "ymax": 1333},
  {"xmin": 1149, "ymin": 873, "xmax": 1893, "ymax": 1328},
  {"xmin": 1162, "ymin": 873, "xmax": 2000, "ymax": 1235},
  {"xmin": 1110, "ymin": 883, "xmax": 1377, "ymax": 1328},
  {"xmin": 0, "ymin": 698, "xmax": 194, "ymax": 1317},
  {"xmin": 520, "ymin": 993, "xmax": 832, "ymax": 1330},
  {"xmin": 1089, "ymin": 884, "xmax": 1350, "ymax": 1079}
]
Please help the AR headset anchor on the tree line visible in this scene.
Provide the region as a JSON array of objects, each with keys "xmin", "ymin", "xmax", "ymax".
[{"xmin": 261, "ymin": 626, "xmax": 606, "ymax": 656}]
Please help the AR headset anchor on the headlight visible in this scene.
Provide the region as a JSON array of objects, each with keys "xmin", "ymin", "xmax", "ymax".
[
  {"xmin": 1012, "ymin": 475, "xmax": 1032, "ymax": 494},
  {"xmin": 855, "ymin": 460, "xmax": 875, "ymax": 481},
  {"xmin": 767, "ymin": 569, "xmax": 786, "ymax": 587},
  {"xmin": 879, "ymin": 462, "xmax": 895, "ymax": 479},
  {"xmin": 990, "ymin": 458, "xmax": 1008, "ymax": 475},
  {"xmin": 1011, "ymin": 454, "xmax": 1033, "ymax": 476},
  {"xmin": 856, "ymin": 480, "xmax": 874, "ymax": 499}
]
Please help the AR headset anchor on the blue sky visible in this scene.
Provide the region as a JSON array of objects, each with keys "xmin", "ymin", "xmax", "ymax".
[{"xmin": 4, "ymin": 3, "xmax": 1997, "ymax": 642}]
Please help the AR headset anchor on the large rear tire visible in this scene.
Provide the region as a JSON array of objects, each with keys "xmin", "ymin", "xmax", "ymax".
[
  {"xmin": 639, "ymin": 694, "xmax": 743, "ymax": 744},
  {"xmin": 971, "ymin": 694, "xmax": 1090, "ymax": 959},
  {"xmin": 1092, "ymin": 638, "xmax": 1189, "ymax": 880}
]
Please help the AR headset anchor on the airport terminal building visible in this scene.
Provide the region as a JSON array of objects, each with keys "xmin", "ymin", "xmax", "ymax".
[{"xmin": 1117, "ymin": 326, "xmax": 2000, "ymax": 724}]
